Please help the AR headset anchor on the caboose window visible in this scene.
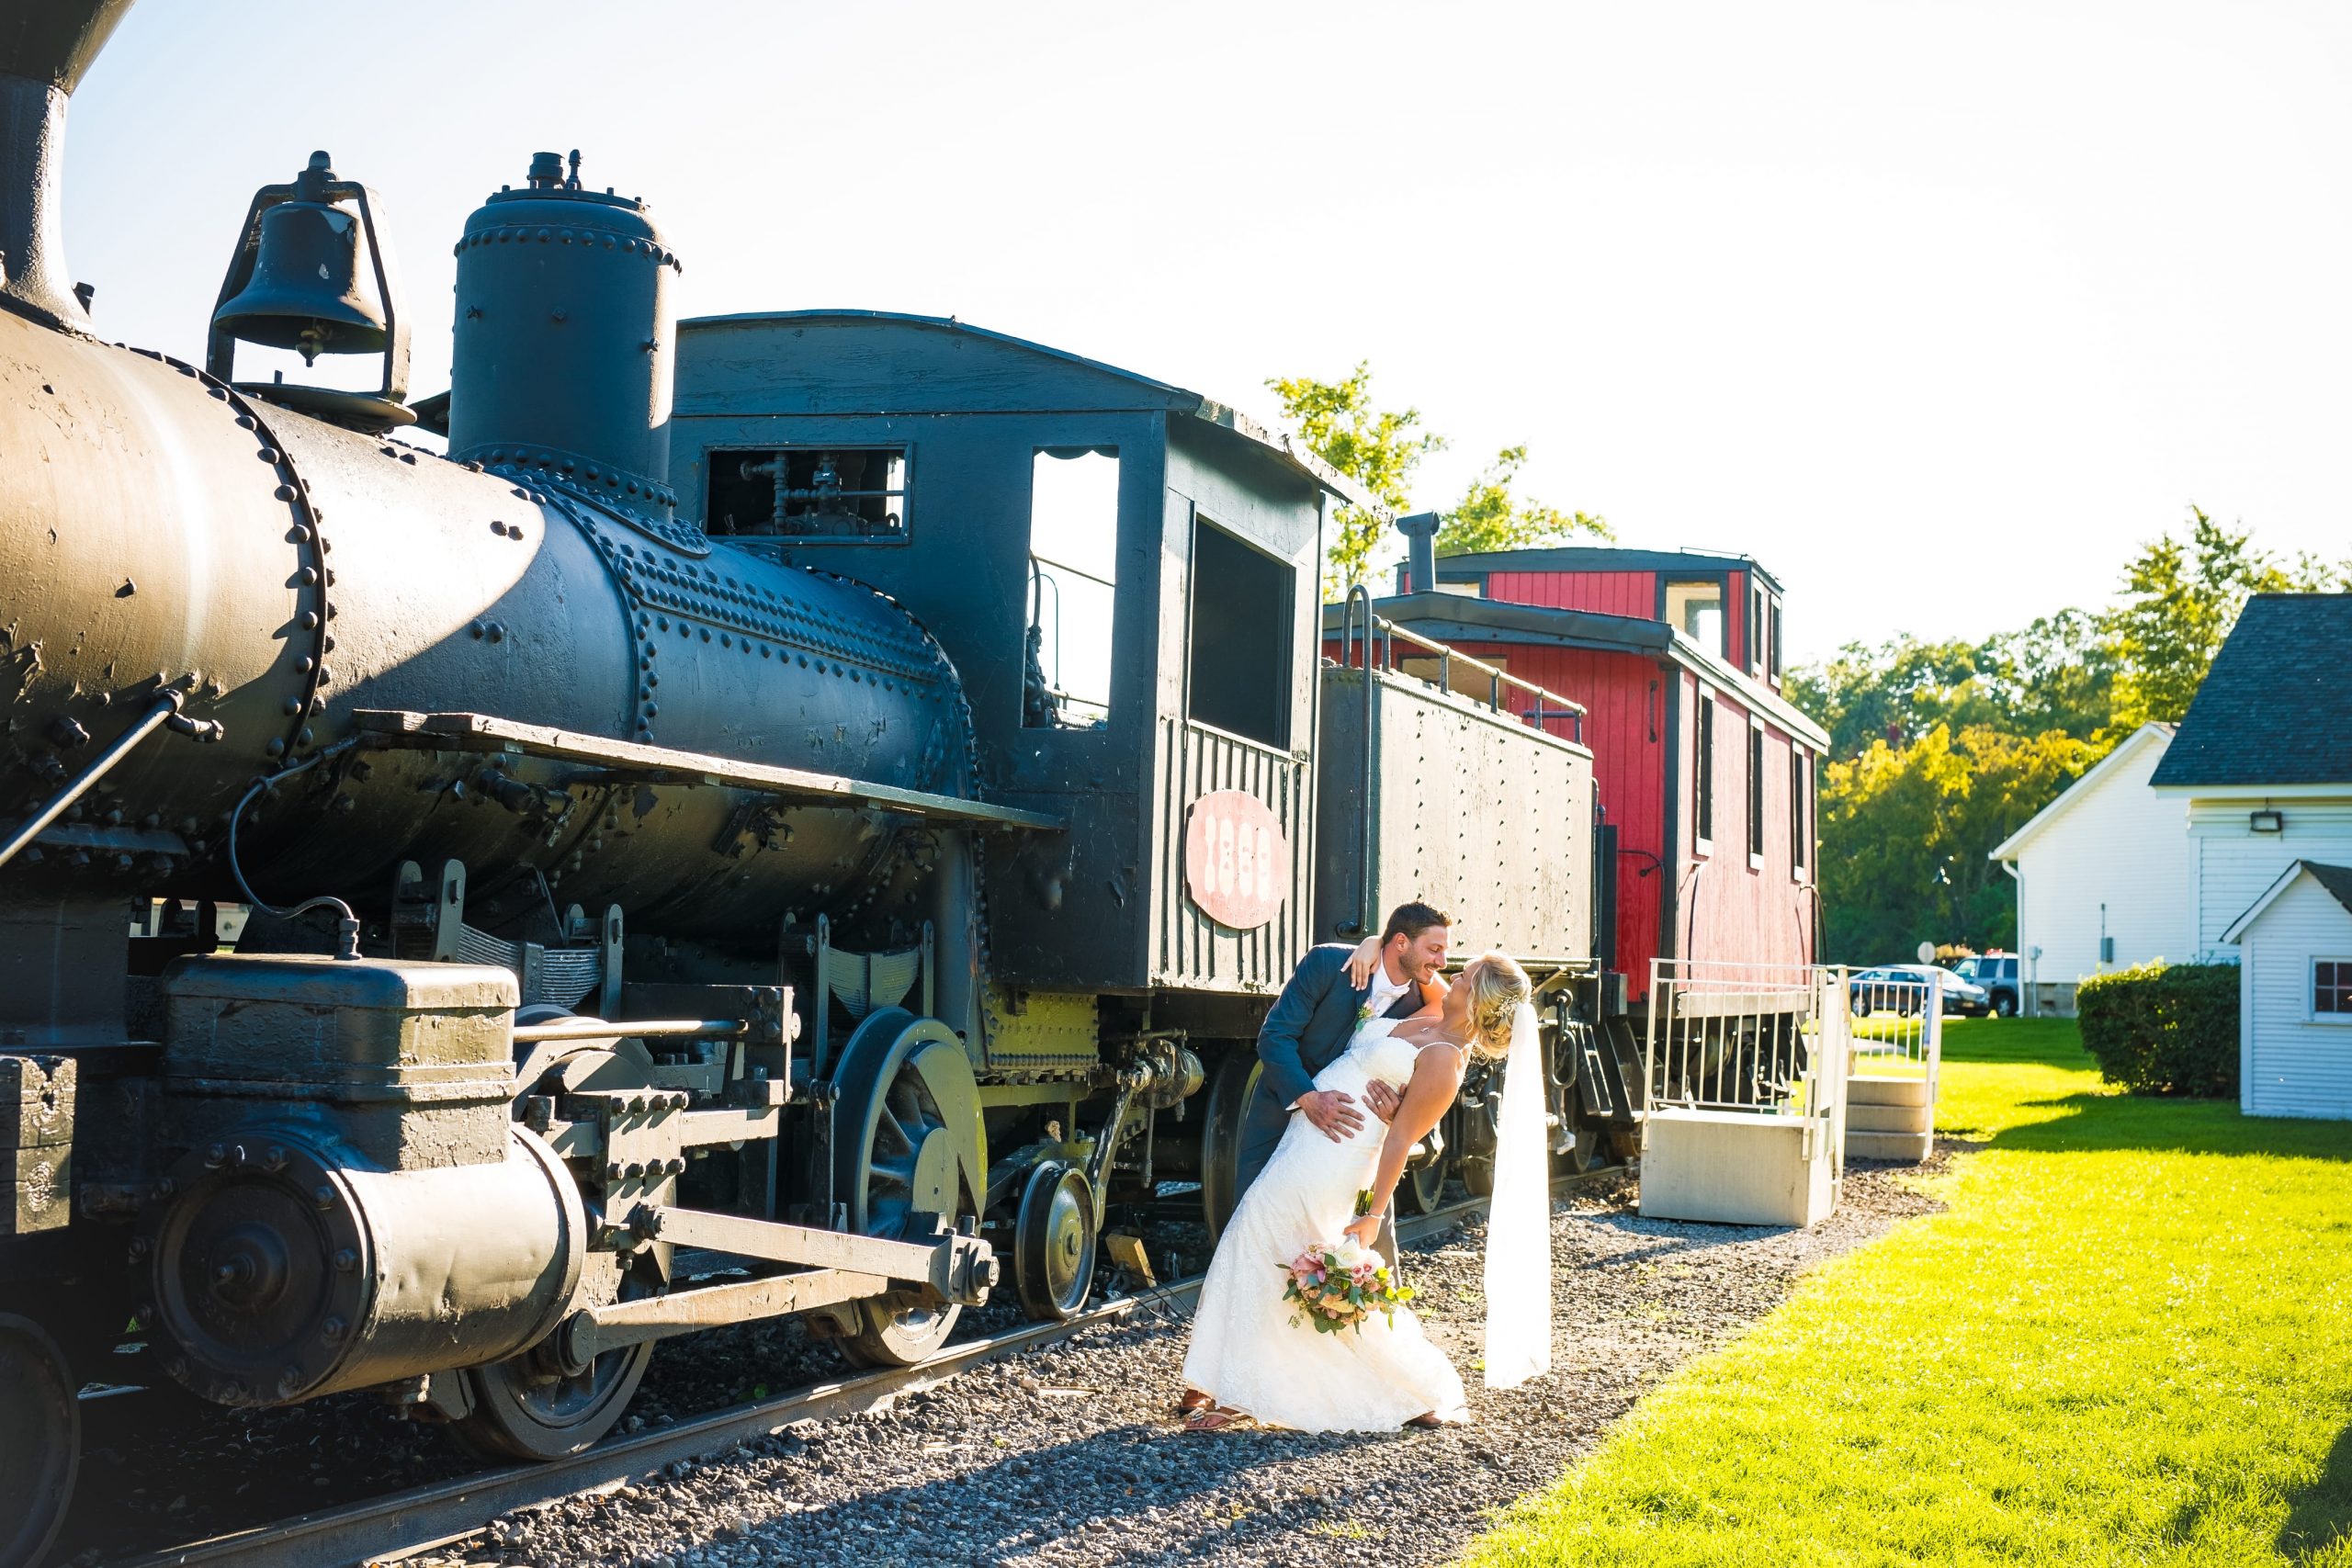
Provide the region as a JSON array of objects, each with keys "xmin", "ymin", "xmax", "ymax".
[
  {"xmin": 1790, "ymin": 745, "xmax": 1809, "ymax": 879},
  {"xmin": 1747, "ymin": 718, "xmax": 1767, "ymax": 863},
  {"xmin": 1186, "ymin": 517, "xmax": 1294, "ymax": 749},
  {"xmin": 1667, "ymin": 580, "xmax": 1723, "ymax": 656},
  {"xmin": 704, "ymin": 446, "xmax": 909, "ymax": 541},
  {"xmin": 1694, "ymin": 687, "xmax": 1716, "ymax": 852},
  {"xmin": 1025, "ymin": 447, "xmax": 1120, "ymax": 728}
]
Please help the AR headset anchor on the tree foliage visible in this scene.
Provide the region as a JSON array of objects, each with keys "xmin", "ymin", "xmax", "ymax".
[
  {"xmin": 1264, "ymin": 362, "xmax": 1442, "ymax": 597},
  {"xmin": 1816, "ymin": 724, "xmax": 2094, "ymax": 962},
  {"xmin": 1434, "ymin": 445, "xmax": 1613, "ymax": 557},
  {"xmin": 2106, "ymin": 507, "xmax": 2343, "ymax": 728},
  {"xmin": 1796, "ymin": 510, "xmax": 2344, "ymax": 964},
  {"xmin": 1265, "ymin": 365, "xmax": 1607, "ymax": 595}
]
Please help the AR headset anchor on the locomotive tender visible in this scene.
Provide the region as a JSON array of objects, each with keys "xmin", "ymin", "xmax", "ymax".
[{"xmin": 0, "ymin": 4, "xmax": 1611, "ymax": 1561}]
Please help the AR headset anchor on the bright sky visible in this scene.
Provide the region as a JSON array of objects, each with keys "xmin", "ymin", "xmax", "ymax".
[{"xmin": 63, "ymin": 0, "xmax": 2352, "ymax": 664}]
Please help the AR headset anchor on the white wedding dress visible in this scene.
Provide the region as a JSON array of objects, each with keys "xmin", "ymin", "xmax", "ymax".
[{"xmin": 1181, "ymin": 1019, "xmax": 1472, "ymax": 1430}]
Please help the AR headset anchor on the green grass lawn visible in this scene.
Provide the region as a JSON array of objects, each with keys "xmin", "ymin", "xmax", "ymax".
[{"xmin": 1464, "ymin": 1017, "xmax": 2352, "ymax": 1567}]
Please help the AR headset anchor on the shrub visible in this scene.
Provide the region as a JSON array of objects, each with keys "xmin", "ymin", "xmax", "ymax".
[{"xmin": 2075, "ymin": 960, "xmax": 2239, "ymax": 1097}]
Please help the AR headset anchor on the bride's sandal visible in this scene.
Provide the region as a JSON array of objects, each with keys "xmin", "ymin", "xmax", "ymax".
[
  {"xmin": 1408, "ymin": 1411, "xmax": 1468, "ymax": 1429},
  {"xmin": 1182, "ymin": 1404, "xmax": 1247, "ymax": 1433}
]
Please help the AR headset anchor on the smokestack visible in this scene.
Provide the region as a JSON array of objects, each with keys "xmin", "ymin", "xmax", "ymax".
[
  {"xmin": 0, "ymin": 0, "xmax": 136, "ymax": 333},
  {"xmin": 1396, "ymin": 511, "xmax": 1442, "ymax": 594}
]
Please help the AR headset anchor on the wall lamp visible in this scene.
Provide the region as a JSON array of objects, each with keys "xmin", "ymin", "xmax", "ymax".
[{"xmin": 2249, "ymin": 808, "xmax": 2285, "ymax": 834}]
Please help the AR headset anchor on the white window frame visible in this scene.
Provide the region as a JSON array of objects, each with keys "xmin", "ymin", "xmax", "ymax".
[{"xmin": 2312, "ymin": 955, "xmax": 2352, "ymax": 1024}]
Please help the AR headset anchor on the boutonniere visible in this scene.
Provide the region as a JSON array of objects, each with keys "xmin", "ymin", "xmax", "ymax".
[{"xmin": 1356, "ymin": 1004, "xmax": 1372, "ymax": 1026}]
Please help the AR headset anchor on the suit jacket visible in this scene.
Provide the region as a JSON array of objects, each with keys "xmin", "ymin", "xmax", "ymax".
[{"xmin": 1256, "ymin": 943, "xmax": 1426, "ymax": 1110}]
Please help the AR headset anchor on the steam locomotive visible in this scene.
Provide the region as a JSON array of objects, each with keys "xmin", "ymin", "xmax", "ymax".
[{"xmin": 0, "ymin": 4, "xmax": 1634, "ymax": 1561}]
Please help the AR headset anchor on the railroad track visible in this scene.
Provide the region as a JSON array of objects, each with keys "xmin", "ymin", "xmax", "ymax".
[{"xmin": 115, "ymin": 1167, "xmax": 1630, "ymax": 1568}]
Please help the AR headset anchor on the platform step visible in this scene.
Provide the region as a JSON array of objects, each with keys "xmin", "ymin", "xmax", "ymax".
[
  {"xmin": 1848, "ymin": 1074, "xmax": 1930, "ymax": 1107},
  {"xmin": 1847, "ymin": 1129, "xmax": 1932, "ymax": 1162},
  {"xmin": 1847, "ymin": 1101, "xmax": 1932, "ymax": 1134}
]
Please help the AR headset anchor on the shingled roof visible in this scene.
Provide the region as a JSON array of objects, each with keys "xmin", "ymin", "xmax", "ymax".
[{"xmin": 2150, "ymin": 593, "xmax": 2352, "ymax": 787}]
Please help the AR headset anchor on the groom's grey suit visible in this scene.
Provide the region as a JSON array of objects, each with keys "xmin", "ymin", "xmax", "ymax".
[{"xmin": 1257, "ymin": 942, "xmax": 1426, "ymax": 1110}]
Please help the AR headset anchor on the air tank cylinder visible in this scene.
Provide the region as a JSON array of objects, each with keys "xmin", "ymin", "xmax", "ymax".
[
  {"xmin": 447, "ymin": 151, "xmax": 680, "ymax": 513},
  {"xmin": 139, "ymin": 956, "xmax": 585, "ymax": 1406}
]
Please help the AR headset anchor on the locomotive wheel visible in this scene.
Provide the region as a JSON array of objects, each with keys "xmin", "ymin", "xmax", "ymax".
[
  {"xmin": 453, "ymin": 1267, "xmax": 659, "ymax": 1462},
  {"xmin": 1013, "ymin": 1162, "xmax": 1098, "ymax": 1321},
  {"xmin": 831, "ymin": 1010, "xmax": 987, "ymax": 1368},
  {"xmin": 1199, "ymin": 1050, "xmax": 1287, "ymax": 1242},
  {"xmin": 1552, "ymin": 1089, "xmax": 1600, "ymax": 1176},
  {"xmin": 455, "ymin": 1024, "xmax": 658, "ymax": 1461},
  {"xmin": 0, "ymin": 1312, "xmax": 78, "ymax": 1568}
]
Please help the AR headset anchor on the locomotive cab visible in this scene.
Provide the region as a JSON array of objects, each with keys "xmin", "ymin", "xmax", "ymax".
[{"xmin": 671, "ymin": 313, "xmax": 1366, "ymax": 1010}]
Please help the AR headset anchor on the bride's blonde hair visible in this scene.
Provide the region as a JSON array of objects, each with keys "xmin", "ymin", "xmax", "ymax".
[{"xmin": 1463, "ymin": 953, "xmax": 1532, "ymax": 1060}]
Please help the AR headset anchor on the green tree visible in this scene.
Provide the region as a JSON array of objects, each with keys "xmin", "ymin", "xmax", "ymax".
[
  {"xmin": 2104, "ymin": 507, "xmax": 2341, "ymax": 729},
  {"xmin": 1265, "ymin": 365, "xmax": 1607, "ymax": 594},
  {"xmin": 1435, "ymin": 444, "xmax": 1612, "ymax": 556},
  {"xmin": 1264, "ymin": 363, "xmax": 1441, "ymax": 596},
  {"xmin": 1816, "ymin": 723, "xmax": 2095, "ymax": 961}
]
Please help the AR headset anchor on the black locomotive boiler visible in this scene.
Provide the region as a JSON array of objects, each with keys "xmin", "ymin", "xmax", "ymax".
[{"xmin": 0, "ymin": 5, "xmax": 1620, "ymax": 1562}]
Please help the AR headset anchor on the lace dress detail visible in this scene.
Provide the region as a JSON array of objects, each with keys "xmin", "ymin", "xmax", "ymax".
[{"xmin": 1181, "ymin": 1020, "xmax": 1470, "ymax": 1429}]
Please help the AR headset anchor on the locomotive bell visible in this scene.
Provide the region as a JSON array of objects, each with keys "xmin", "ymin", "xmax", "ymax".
[{"xmin": 211, "ymin": 155, "xmax": 386, "ymax": 364}]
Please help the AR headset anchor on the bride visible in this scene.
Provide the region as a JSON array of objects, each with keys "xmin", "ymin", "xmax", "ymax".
[{"xmin": 1180, "ymin": 952, "xmax": 1550, "ymax": 1432}]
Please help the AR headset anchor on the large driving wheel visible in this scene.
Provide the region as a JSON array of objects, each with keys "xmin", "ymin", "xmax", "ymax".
[
  {"xmin": 455, "ymin": 1021, "xmax": 657, "ymax": 1461},
  {"xmin": 831, "ymin": 1010, "xmax": 986, "ymax": 1367},
  {"xmin": 1200, "ymin": 1050, "xmax": 1288, "ymax": 1242},
  {"xmin": 1013, "ymin": 1161, "xmax": 1098, "ymax": 1321},
  {"xmin": 0, "ymin": 1312, "xmax": 77, "ymax": 1568}
]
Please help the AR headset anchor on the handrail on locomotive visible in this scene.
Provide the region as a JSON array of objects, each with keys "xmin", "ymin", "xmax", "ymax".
[{"xmin": 1336, "ymin": 584, "xmax": 1589, "ymax": 744}]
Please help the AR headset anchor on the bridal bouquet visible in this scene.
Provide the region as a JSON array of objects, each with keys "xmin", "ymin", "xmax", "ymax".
[{"xmin": 1280, "ymin": 1238, "xmax": 1413, "ymax": 1336}]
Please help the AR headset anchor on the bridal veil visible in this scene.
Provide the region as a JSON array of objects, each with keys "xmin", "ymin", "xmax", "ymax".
[{"xmin": 1481, "ymin": 999, "xmax": 1552, "ymax": 1388}]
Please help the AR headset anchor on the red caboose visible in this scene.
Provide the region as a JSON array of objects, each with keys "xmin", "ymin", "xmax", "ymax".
[{"xmin": 1327, "ymin": 532, "xmax": 1829, "ymax": 1118}]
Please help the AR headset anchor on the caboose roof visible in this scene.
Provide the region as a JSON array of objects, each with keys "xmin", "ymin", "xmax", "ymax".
[
  {"xmin": 1329, "ymin": 591, "xmax": 1830, "ymax": 748},
  {"xmin": 675, "ymin": 309, "xmax": 1382, "ymax": 515},
  {"xmin": 1433, "ymin": 545, "xmax": 1785, "ymax": 594}
]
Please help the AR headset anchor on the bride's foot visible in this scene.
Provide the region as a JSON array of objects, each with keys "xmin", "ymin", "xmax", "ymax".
[
  {"xmin": 1176, "ymin": 1388, "xmax": 1214, "ymax": 1415},
  {"xmin": 1407, "ymin": 1411, "xmax": 1469, "ymax": 1429},
  {"xmin": 1182, "ymin": 1404, "xmax": 1248, "ymax": 1433}
]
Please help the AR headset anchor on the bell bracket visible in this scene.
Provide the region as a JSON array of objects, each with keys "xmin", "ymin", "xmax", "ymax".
[{"xmin": 205, "ymin": 151, "xmax": 412, "ymax": 430}]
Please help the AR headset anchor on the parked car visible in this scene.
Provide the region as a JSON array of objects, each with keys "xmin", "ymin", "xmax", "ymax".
[
  {"xmin": 1951, "ymin": 953, "xmax": 2020, "ymax": 1017},
  {"xmin": 1849, "ymin": 964, "xmax": 1990, "ymax": 1018}
]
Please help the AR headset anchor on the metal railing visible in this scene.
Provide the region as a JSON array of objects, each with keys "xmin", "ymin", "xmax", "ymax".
[
  {"xmin": 1644, "ymin": 958, "xmax": 1843, "ymax": 1117},
  {"xmin": 1844, "ymin": 970, "xmax": 1944, "ymax": 1110},
  {"xmin": 1336, "ymin": 585, "xmax": 1587, "ymax": 742}
]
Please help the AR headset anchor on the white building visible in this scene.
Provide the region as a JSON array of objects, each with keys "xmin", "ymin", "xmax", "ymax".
[
  {"xmin": 2220, "ymin": 862, "xmax": 2352, "ymax": 1119},
  {"xmin": 2149, "ymin": 595, "xmax": 2352, "ymax": 964},
  {"xmin": 2151, "ymin": 593, "xmax": 2352, "ymax": 1118},
  {"xmin": 1989, "ymin": 722, "xmax": 2189, "ymax": 1017}
]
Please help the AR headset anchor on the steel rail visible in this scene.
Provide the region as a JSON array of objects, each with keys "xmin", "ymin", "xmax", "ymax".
[{"xmin": 118, "ymin": 1166, "xmax": 1630, "ymax": 1568}]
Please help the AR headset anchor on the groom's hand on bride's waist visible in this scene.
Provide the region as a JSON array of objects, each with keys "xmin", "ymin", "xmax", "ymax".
[{"xmin": 1295, "ymin": 1089, "xmax": 1364, "ymax": 1141}]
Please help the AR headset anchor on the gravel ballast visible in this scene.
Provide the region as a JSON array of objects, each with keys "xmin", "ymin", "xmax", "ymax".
[{"xmin": 428, "ymin": 1164, "xmax": 1941, "ymax": 1568}]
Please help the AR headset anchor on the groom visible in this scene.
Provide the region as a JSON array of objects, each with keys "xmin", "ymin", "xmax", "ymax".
[{"xmin": 1261, "ymin": 901, "xmax": 1453, "ymax": 1140}]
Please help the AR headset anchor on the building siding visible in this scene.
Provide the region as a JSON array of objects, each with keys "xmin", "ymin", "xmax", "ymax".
[
  {"xmin": 1677, "ymin": 668, "xmax": 1815, "ymax": 977},
  {"xmin": 2236, "ymin": 875, "xmax": 2352, "ymax": 1119},
  {"xmin": 1483, "ymin": 569, "xmax": 1656, "ymax": 619},
  {"xmin": 2012, "ymin": 732, "xmax": 2192, "ymax": 991},
  {"xmin": 2190, "ymin": 801, "xmax": 2352, "ymax": 957}
]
